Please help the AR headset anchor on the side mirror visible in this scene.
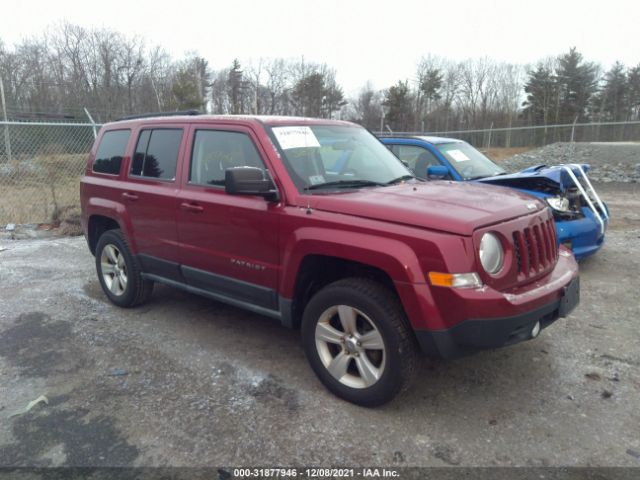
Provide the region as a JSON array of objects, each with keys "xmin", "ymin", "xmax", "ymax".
[
  {"xmin": 427, "ymin": 165, "xmax": 449, "ymax": 179},
  {"xmin": 225, "ymin": 167, "xmax": 279, "ymax": 201}
]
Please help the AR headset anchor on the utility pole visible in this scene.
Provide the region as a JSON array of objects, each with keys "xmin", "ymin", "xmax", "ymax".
[{"xmin": 0, "ymin": 76, "xmax": 12, "ymax": 162}]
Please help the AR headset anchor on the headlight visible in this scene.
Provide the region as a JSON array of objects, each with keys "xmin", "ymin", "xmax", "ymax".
[
  {"xmin": 546, "ymin": 196, "xmax": 570, "ymax": 212},
  {"xmin": 479, "ymin": 232, "xmax": 504, "ymax": 275}
]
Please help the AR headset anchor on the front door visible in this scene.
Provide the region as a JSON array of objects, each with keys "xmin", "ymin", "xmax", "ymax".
[{"xmin": 176, "ymin": 124, "xmax": 281, "ymax": 311}]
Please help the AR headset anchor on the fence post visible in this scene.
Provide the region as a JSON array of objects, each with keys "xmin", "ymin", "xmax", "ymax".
[
  {"xmin": 84, "ymin": 108, "xmax": 98, "ymax": 139},
  {"xmin": 485, "ymin": 122, "xmax": 493, "ymax": 149},
  {"xmin": 0, "ymin": 77, "xmax": 12, "ymax": 162},
  {"xmin": 570, "ymin": 115, "xmax": 579, "ymax": 143}
]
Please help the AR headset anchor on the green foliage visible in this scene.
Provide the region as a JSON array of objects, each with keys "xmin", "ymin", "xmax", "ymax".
[
  {"xmin": 523, "ymin": 48, "xmax": 601, "ymax": 125},
  {"xmin": 419, "ymin": 68, "xmax": 443, "ymax": 104},
  {"xmin": 596, "ymin": 62, "xmax": 629, "ymax": 121},
  {"xmin": 170, "ymin": 56, "xmax": 210, "ymax": 110},
  {"xmin": 523, "ymin": 64, "xmax": 558, "ymax": 125},
  {"xmin": 227, "ymin": 59, "xmax": 247, "ymax": 114},
  {"xmin": 626, "ymin": 64, "xmax": 640, "ymax": 120},
  {"xmin": 555, "ymin": 47, "xmax": 599, "ymax": 122},
  {"xmin": 292, "ymin": 70, "xmax": 345, "ymax": 118},
  {"xmin": 383, "ymin": 81, "xmax": 414, "ymax": 131}
]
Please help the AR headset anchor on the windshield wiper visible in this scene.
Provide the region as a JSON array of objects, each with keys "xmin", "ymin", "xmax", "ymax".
[
  {"xmin": 304, "ymin": 179, "xmax": 386, "ymax": 191},
  {"xmin": 385, "ymin": 174, "xmax": 417, "ymax": 185}
]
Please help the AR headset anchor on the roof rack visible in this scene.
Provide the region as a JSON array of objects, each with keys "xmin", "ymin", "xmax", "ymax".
[{"xmin": 116, "ymin": 110, "xmax": 202, "ymax": 122}]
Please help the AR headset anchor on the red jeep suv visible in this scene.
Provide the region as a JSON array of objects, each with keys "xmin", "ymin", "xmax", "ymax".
[{"xmin": 80, "ymin": 113, "xmax": 580, "ymax": 406}]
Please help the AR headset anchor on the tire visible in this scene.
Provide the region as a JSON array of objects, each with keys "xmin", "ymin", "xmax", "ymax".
[
  {"xmin": 95, "ymin": 229, "xmax": 153, "ymax": 308},
  {"xmin": 301, "ymin": 278, "xmax": 418, "ymax": 407}
]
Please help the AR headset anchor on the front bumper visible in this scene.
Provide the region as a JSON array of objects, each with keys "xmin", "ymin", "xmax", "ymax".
[
  {"xmin": 415, "ymin": 276, "xmax": 579, "ymax": 359},
  {"xmin": 556, "ymin": 206, "xmax": 608, "ymax": 260}
]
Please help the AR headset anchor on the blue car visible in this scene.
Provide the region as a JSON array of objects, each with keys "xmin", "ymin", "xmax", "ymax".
[{"xmin": 380, "ymin": 136, "xmax": 609, "ymax": 260}]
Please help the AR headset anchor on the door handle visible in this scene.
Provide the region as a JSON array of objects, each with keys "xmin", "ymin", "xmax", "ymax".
[
  {"xmin": 122, "ymin": 192, "xmax": 139, "ymax": 201},
  {"xmin": 180, "ymin": 202, "xmax": 204, "ymax": 213}
]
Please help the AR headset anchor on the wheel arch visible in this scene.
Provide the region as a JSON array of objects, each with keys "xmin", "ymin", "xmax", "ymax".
[
  {"xmin": 85, "ymin": 197, "xmax": 135, "ymax": 255},
  {"xmin": 87, "ymin": 215, "xmax": 121, "ymax": 255},
  {"xmin": 280, "ymin": 229, "xmax": 426, "ymax": 329}
]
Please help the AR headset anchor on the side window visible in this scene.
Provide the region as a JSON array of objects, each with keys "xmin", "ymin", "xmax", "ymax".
[
  {"xmin": 130, "ymin": 130, "xmax": 150, "ymax": 176},
  {"xmin": 396, "ymin": 145, "xmax": 440, "ymax": 177},
  {"xmin": 189, "ymin": 130, "xmax": 266, "ymax": 186},
  {"xmin": 130, "ymin": 129, "xmax": 183, "ymax": 180},
  {"xmin": 93, "ymin": 129, "xmax": 131, "ymax": 175}
]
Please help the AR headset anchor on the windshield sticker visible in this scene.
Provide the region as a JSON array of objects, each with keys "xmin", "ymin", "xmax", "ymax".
[
  {"xmin": 272, "ymin": 126, "xmax": 321, "ymax": 150},
  {"xmin": 308, "ymin": 175, "xmax": 325, "ymax": 185},
  {"xmin": 447, "ymin": 149, "xmax": 470, "ymax": 162}
]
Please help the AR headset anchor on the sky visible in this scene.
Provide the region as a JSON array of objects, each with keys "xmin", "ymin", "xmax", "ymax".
[{"xmin": 2, "ymin": 0, "xmax": 639, "ymax": 95}]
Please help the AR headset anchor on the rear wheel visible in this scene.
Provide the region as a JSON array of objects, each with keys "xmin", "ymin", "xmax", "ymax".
[
  {"xmin": 301, "ymin": 278, "xmax": 418, "ymax": 406},
  {"xmin": 95, "ymin": 229, "xmax": 153, "ymax": 307}
]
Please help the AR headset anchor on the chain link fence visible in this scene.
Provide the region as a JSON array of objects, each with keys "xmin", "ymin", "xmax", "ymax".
[
  {"xmin": 377, "ymin": 120, "xmax": 640, "ymax": 149},
  {"xmin": 0, "ymin": 121, "xmax": 100, "ymax": 225},
  {"xmin": 1, "ymin": 119, "xmax": 639, "ymax": 225}
]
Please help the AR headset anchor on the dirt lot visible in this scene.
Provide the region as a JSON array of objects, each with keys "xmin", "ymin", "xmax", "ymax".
[{"xmin": 1, "ymin": 183, "xmax": 639, "ymax": 468}]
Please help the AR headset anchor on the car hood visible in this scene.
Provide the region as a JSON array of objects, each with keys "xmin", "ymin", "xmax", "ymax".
[
  {"xmin": 476, "ymin": 164, "xmax": 589, "ymax": 194},
  {"xmin": 300, "ymin": 181, "xmax": 545, "ymax": 236}
]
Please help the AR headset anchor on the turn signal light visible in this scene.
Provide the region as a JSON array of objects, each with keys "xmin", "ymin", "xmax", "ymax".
[{"xmin": 428, "ymin": 272, "xmax": 483, "ymax": 289}]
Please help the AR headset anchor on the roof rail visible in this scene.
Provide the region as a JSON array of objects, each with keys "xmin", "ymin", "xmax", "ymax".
[{"xmin": 115, "ymin": 110, "xmax": 202, "ymax": 122}]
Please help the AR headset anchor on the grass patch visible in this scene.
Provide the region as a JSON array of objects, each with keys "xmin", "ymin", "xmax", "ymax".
[{"xmin": 0, "ymin": 154, "xmax": 85, "ymax": 224}]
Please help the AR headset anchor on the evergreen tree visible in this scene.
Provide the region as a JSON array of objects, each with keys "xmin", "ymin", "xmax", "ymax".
[
  {"xmin": 171, "ymin": 66, "xmax": 205, "ymax": 110},
  {"xmin": 228, "ymin": 59, "xmax": 248, "ymax": 114},
  {"xmin": 292, "ymin": 71, "xmax": 325, "ymax": 117},
  {"xmin": 292, "ymin": 70, "xmax": 345, "ymax": 118},
  {"xmin": 627, "ymin": 64, "xmax": 640, "ymax": 120},
  {"xmin": 522, "ymin": 63, "xmax": 558, "ymax": 126},
  {"xmin": 555, "ymin": 47, "xmax": 598, "ymax": 123},
  {"xmin": 417, "ymin": 67, "xmax": 443, "ymax": 129},
  {"xmin": 383, "ymin": 81, "xmax": 414, "ymax": 131},
  {"xmin": 596, "ymin": 62, "xmax": 629, "ymax": 121},
  {"xmin": 170, "ymin": 56, "xmax": 210, "ymax": 111},
  {"xmin": 321, "ymin": 76, "xmax": 346, "ymax": 119}
]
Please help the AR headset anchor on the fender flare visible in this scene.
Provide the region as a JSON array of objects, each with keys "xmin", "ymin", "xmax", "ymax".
[
  {"xmin": 279, "ymin": 227, "xmax": 427, "ymax": 297},
  {"xmin": 86, "ymin": 197, "xmax": 137, "ymax": 253}
]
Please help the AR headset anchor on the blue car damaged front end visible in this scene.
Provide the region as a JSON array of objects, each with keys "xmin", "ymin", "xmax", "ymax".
[
  {"xmin": 380, "ymin": 136, "xmax": 609, "ymax": 260},
  {"xmin": 475, "ymin": 165, "xmax": 609, "ymax": 260}
]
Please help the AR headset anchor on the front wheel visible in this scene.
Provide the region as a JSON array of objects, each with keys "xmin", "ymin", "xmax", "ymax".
[{"xmin": 301, "ymin": 278, "xmax": 418, "ymax": 406}]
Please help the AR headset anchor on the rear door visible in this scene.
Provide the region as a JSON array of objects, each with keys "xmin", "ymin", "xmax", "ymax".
[
  {"xmin": 122, "ymin": 125, "xmax": 186, "ymax": 279},
  {"xmin": 176, "ymin": 124, "xmax": 281, "ymax": 311}
]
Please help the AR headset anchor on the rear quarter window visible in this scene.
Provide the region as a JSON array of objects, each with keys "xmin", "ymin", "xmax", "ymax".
[{"xmin": 93, "ymin": 129, "xmax": 131, "ymax": 175}]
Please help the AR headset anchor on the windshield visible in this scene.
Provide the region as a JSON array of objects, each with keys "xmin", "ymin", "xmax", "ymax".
[
  {"xmin": 269, "ymin": 125, "xmax": 413, "ymax": 192},
  {"xmin": 436, "ymin": 142, "xmax": 505, "ymax": 180}
]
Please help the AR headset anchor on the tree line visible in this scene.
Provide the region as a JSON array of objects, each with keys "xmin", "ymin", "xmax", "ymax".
[{"xmin": 1, "ymin": 23, "xmax": 639, "ymax": 132}]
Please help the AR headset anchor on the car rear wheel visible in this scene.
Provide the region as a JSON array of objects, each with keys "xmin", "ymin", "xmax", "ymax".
[
  {"xmin": 301, "ymin": 278, "xmax": 418, "ymax": 406},
  {"xmin": 95, "ymin": 229, "xmax": 153, "ymax": 307}
]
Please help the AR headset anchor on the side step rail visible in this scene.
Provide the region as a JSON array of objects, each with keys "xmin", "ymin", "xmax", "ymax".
[{"xmin": 559, "ymin": 164, "xmax": 608, "ymax": 235}]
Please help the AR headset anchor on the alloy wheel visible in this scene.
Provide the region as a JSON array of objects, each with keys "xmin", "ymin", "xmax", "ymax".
[{"xmin": 315, "ymin": 305, "xmax": 386, "ymax": 389}]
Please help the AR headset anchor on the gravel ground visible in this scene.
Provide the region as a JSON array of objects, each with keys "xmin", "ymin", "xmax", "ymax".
[
  {"xmin": 501, "ymin": 142, "xmax": 640, "ymax": 183},
  {"xmin": 1, "ymin": 183, "xmax": 639, "ymax": 468}
]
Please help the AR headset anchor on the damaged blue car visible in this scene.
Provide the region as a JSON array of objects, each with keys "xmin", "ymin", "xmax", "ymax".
[{"xmin": 380, "ymin": 136, "xmax": 609, "ymax": 260}]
